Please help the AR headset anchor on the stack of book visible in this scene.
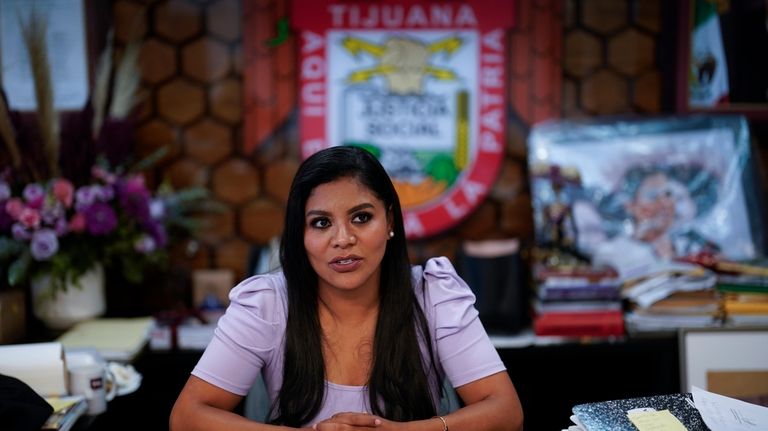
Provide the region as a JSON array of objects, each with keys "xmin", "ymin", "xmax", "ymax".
[
  {"xmin": 621, "ymin": 261, "xmax": 721, "ymax": 333},
  {"xmin": 532, "ymin": 265, "xmax": 624, "ymax": 337},
  {"xmin": 717, "ymin": 264, "xmax": 768, "ymax": 327}
]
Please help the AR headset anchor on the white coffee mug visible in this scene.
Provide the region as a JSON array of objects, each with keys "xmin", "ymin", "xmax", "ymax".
[{"xmin": 68, "ymin": 363, "xmax": 117, "ymax": 415}]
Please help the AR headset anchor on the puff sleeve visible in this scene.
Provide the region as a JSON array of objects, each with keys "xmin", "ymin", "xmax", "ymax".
[
  {"xmin": 421, "ymin": 257, "xmax": 506, "ymax": 388},
  {"xmin": 191, "ymin": 273, "xmax": 286, "ymax": 396}
]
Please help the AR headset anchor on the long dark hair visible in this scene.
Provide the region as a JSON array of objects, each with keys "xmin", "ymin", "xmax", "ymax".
[{"xmin": 271, "ymin": 146, "xmax": 438, "ymax": 426}]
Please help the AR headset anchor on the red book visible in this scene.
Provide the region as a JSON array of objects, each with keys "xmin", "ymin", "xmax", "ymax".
[{"xmin": 533, "ymin": 310, "xmax": 625, "ymax": 337}]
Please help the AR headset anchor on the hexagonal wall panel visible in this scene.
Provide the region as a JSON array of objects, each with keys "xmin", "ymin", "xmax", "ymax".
[
  {"xmin": 210, "ymin": 78, "xmax": 242, "ymax": 124},
  {"xmin": 582, "ymin": 0, "xmax": 627, "ymax": 35},
  {"xmin": 215, "ymin": 237, "xmax": 251, "ymax": 280},
  {"xmin": 208, "ymin": 0, "xmax": 241, "ymax": 43},
  {"xmin": 135, "ymin": 119, "xmax": 181, "ymax": 162},
  {"xmin": 139, "ymin": 38, "xmax": 176, "ymax": 84},
  {"xmin": 564, "ymin": 30, "xmax": 602, "ymax": 78},
  {"xmin": 155, "ymin": 0, "xmax": 202, "ymax": 42},
  {"xmin": 264, "ymin": 159, "xmax": 299, "ymax": 204},
  {"xmin": 636, "ymin": 0, "xmax": 662, "ymax": 33},
  {"xmin": 197, "ymin": 202, "xmax": 235, "ymax": 246},
  {"xmin": 166, "ymin": 158, "xmax": 209, "ymax": 189},
  {"xmin": 608, "ymin": 28, "xmax": 655, "ymax": 76},
  {"xmin": 157, "ymin": 79, "xmax": 206, "ymax": 124},
  {"xmin": 183, "ymin": 38, "xmax": 231, "ymax": 83},
  {"xmin": 185, "ymin": 119, "xmax": 233, "ymax": 164},
  {"xmin": 212, "ymin": 159, "xmax": 260, "ymax": 204},
  {"xmin": 581, "ymin": 69, "xmax": 629, "ymax": 114},
  {"xmin": 240, "ymin": 199, "xmax": 285, "ymax": 244}
]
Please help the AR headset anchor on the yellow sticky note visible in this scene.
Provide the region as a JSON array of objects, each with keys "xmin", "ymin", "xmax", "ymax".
[
  {"xmin": 627, "ymin": 409, "xmax": 688, "ymax": 431},
  {"xmin": 45, "ymin": 396, "xmax": 78, "ymax": 413}
]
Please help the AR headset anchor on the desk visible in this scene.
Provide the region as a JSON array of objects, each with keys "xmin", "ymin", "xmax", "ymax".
[
  {"xmin": 70, "ymin": 333, "xmax": 679, "ymax": 431},
  {"xmin": 73, "ymin": 349, "xmax": 205, "ymax": 430},
  {"xmin": 498, "ymin": 334, "xmax": 679, "ymax": 431}
]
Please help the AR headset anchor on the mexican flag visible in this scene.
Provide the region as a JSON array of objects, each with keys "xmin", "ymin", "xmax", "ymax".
[{"xmin": 688, "ymin": 0, "xmax": 729, "ymax": 107}]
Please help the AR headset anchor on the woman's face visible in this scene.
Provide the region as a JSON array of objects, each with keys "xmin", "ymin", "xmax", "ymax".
[
  {"xmin": 303, "ymin": 177, "xmax": 392, "ymax": 295},
  {"xmin": 627, "ymin": 172, "xmax": 693, "ymax": 240}
]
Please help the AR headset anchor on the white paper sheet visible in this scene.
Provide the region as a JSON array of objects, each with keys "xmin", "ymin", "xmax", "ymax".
[
  {"xmin": 0, "ymin": 342, "xmax": 68, "ymax": 396},
  {"xmin": 692, "ymin": 386, "xmax": 768, "ymax": 431}
]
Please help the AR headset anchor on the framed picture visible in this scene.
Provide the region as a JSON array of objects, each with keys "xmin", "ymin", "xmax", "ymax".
[
  {"xmin": 675, "ymin": 0, "xmax": 768, "ymax": 120},
  {"xmin": 679, "ymin": 327, "xmax": 768, "ymax": 405},
  {"xmin": 527, "ymin": 115, "xmax": 764, "ymax": 269}
]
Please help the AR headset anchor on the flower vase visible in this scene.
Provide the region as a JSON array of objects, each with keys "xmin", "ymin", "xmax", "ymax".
[{"xmin": 31, "ymin": 264, "xmax": 106, "ymax": 330}]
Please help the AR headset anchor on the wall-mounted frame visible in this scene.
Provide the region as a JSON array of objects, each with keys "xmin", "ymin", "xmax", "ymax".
[
  {"xmin": 0, "ymin": 0, "xmax": 109, "ymax": 111},
  {"xmin": 679, "ymin": 327, "xmax": 768, "ymax": 403},
  {"xmin": 675, "ymin": 0, "xmax": 768, "ymax": 121}
]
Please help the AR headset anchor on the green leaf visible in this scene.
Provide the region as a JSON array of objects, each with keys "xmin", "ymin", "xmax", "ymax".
[
  {"xmin": 130, "ymin": 145, "xmax": 169, "ymax": 173},
  {"xmin": 0, "ymin": 237, "xmax": 23, "ymax": 260},
  {"xmin": 8, "ymin": 250, "xmax": 32, "ymax": 286}
]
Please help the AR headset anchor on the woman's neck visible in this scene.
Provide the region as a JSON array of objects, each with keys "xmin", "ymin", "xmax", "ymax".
[{"xmin": 318, "ymin": 287, "xmax": 379, "ymax": 325}]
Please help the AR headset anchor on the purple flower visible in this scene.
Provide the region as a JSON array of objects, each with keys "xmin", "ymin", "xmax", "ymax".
[
  {"xmin": 54, "ymin": 217, "xmax": 69, "ymax": 236},
  {"xmin": 118, "ymin": 180, "xmax": 151, "ymax": 226},
  {"xmin": 22, "ymin": 183, "xmax": 45, "ymax": 209},
  {"xmin": 134, "ymin": 234, "xmax": 157, "ymax": 253},
  {"xmin": 0, "ymin": 182, "xmax": 10, "ymax": 201},
  {"xmin": 75, "ymin": 185, "xmax": 99, "ymax": 210},
  {"xmin": 30, "ymin": 228, "xmax": 59, "ymax": 260},
  {"xmin": 84, "ymin": 203, "xmax": 118, "ymax": 235},
  {"xmin": 95, "ymin": 184, "xmax": 114, "ymax": 202},
  {"xmin": 11, "ymin": 223, "xmax": 31, "ymax": 241},
  {"xmin": 146, "ymin": 221, "xmax": 167, "ymax": 248},
  {"xmin": 41, "ymin": 201, "xmax": 64, "ymax": 225},
  {"xmin": 150, "ymin": 199, "xmax": 166, "ymax": 220}
]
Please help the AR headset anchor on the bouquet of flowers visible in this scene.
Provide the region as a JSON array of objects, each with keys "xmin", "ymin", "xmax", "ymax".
[
  {"xmin": 0, "ymin": 162, "xmax": 206, "ymax": 297},
  {"xmin": 0, "ymin": 11, "xmax": 208, "ymax": 302}
]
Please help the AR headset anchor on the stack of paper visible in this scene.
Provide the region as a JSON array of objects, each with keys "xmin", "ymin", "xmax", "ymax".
[{"xmin": 57, "ymin": 317, "xmax": 153, "ymax": 362}]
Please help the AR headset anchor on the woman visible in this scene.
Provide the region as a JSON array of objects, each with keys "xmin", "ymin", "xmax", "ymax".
[{"xmin": 170, "ymin": 146, "xmax": 523, "ymax": 430}]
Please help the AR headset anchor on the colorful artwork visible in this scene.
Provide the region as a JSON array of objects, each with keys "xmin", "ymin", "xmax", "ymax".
[
  {"xmin": 528, "ymin": 116, "xmax": 760, "ymax": 264},
  {"xmin": 294, "ymin": 1, "xmax": 514, "ymax": 238}
]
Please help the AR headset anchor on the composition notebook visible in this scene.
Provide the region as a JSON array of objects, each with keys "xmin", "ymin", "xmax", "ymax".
[{"xmin": 572, "ymin": 393, "xmax": 710, "ymax": 431}]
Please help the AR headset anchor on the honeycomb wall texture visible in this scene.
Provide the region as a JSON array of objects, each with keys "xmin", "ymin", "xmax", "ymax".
[{"xmin": 112, "ymin": 0, "xmax": 665, "ymax": 282}]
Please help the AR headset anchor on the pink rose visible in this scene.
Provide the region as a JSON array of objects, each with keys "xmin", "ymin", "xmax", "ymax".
[
  {"xmin": 52, "ymin": 179, "xmax": 75, "ymax": 207},
  {"xmin": 5, "ymin": 198, "xmax": 24, "ymax": 219},
  {"xmin": 68, "ymin": 212, "xmax": 86, "ymax": 233},
  {"xmin": 19, "ymin": 207, "xmax": 41, "ymax": 229}
]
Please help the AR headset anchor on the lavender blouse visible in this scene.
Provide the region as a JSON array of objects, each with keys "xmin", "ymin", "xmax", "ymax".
[{"xmin": 191, "ymin": 256, "xmax": 505, "ymax": 425}]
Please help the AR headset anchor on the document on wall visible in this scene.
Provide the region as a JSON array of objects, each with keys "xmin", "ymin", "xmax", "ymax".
[
  {"xmin": 692, "ymin": 386, "xmax": 768, "ymax": 431},
  {"xmin": 0, "ymin": 0, "xmax": 88, "ymax": 110}
]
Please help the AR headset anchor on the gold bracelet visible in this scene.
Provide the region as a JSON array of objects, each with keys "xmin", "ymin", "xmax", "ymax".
[{"xmin": 434, "ymin": 415, "xmax": 448, "ymax": 431}]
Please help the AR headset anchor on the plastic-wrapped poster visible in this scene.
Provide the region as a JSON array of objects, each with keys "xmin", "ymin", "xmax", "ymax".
[{"xmin": 528, "ymin": 116, "xmax": 762, "ymax": 265}]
